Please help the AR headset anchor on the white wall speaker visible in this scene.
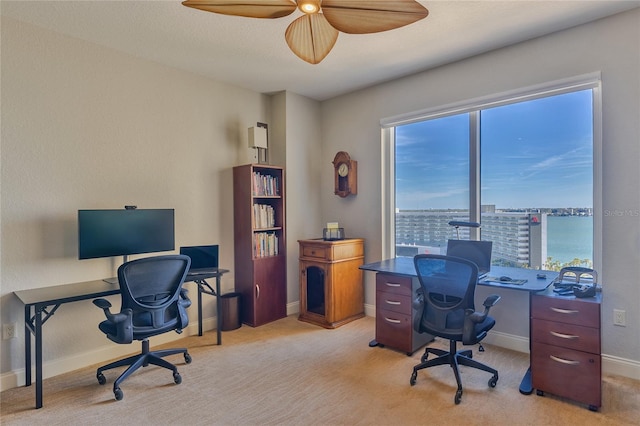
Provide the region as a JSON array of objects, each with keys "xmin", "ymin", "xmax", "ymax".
[{"xmin": 248, "ymin": 126, "xmax": 268, "ymax": 149}]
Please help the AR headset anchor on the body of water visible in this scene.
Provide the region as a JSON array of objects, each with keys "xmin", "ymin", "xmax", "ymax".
[{"xmin": 546, "ymin": 215, "xmax": 593, "ymax": 264}]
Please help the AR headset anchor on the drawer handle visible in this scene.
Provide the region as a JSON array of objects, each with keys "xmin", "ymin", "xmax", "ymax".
[
  {"xmin": 385, "ymin": 282, "xmax": 401, "ymax": 287},
  {"xmin": 550, "ymin": 307, "xmax": 579, "ymax": 315},
  {"xmin": 550, "ymin": 331, "xmax": 579, "ymax": 340},
  {"xmin": 549, "ymin": 355, "xmax": 580, "ymax": 366},
  {"xmin": 384, "ymin": 317, "xmax": 401, "ymax": 324},
  {"xmin": 385, "ymin": 300, "xmax": 401, "ymax": 305}
]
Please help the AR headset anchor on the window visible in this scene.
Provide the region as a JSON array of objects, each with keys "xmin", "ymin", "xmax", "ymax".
[{"xmin": 384, "ymin": 75, "xmax": 601, "ymax": 271}]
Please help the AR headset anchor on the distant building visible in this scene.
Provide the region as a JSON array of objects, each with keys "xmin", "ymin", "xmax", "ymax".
[{"xmin": 395, "ymin": 209, "xmax": 547, "ymax": 268}]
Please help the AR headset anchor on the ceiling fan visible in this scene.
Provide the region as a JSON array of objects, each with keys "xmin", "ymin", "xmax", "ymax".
[{"xmin": 181, "ymin": 0, "xmax": 429, "ymax": 64}]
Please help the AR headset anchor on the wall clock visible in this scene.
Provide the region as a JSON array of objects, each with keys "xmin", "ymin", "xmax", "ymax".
[{"xmin": 332, "ymin": 151, "xmax": 357, "ymax": 198}]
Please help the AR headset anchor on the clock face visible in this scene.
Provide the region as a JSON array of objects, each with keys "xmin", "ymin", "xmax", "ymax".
[{"xmin": 338, "ymin": 163, "xmax": 349, "ymax": 177}]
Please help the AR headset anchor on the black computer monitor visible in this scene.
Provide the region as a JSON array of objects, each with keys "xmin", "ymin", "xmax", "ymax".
[
  {"xmin": 179, "ymin": 245, "xmax": 219, "ymax": 271},
  {"xmin": 78, "ymin": 209, "xmax": 175, "ymax": 260},
  {"xmin": 446, "ymin": 239, "xmax": 493, "ymax": 277}
]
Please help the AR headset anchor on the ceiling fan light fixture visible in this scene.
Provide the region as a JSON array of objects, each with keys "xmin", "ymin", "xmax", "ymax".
[
  {"xmin": 297, "ymin": 0, "xmax": 321, "ymax": 14},
  {"xmin": 181, "ymin": 0, "xmax": 429, "ymax": 64}
]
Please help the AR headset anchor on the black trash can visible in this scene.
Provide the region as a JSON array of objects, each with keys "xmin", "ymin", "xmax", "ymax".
[{"xmin": 220, "ymin": 292, "xmax": 242, "ymax": 331}]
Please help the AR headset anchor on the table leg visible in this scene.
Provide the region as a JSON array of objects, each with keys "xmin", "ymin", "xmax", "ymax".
[
  {"xmin": 519, "ymin": 367, "xmax": 534, "ymax": 395},
  {"xmin": 192, "ymin": 277, "xmax": 222, "ymax": 345},
  {"xmin": 198, "ymin": 283, "xmax": 203, "ymax": 337},
  {"xmin": 215, "ymin": 275, "xmax": 221, "ymax": 345},
  {"xmin": 24, "ymin": 305, "xmax": 32, "ymax": 387},
  {"xmin": 35, "ymin": 305, "xmax": 43, "ymax": 409}
]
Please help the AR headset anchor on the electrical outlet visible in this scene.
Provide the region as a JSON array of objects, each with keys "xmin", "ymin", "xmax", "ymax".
[
  {"xmin": 3, "ymin": 323, "xmax": 17, "ymax": 340},
  {"xmin": 613, "ymin": 309, "xmax": 626, "ymax": 327}
]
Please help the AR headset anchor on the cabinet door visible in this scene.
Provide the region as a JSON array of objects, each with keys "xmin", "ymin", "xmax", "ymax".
[{"xmin": 253, "ymin": 256, "xmax": 287, "ymax": 326}]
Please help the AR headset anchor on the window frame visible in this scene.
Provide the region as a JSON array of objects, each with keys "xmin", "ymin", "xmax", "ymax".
[{"xmin": 380, "ymin": 73, "xmax": 602, "ymax": 272}]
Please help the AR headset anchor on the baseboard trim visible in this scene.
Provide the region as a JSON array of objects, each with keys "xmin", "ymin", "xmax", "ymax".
[
  {"xmin": 362, "ymin": 307, "xmax": 640, "ymax": 380},
  {"xmin": 0, "ymin": 317, "xmax": 217, "ymax": 393},
  {"xmin": 2, "ymin": 313, "xmax": 639, "ymax": 392}
]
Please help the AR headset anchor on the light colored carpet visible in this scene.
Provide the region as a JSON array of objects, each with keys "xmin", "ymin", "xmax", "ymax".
[{"xmin": 2, "ymin": 315, "xmax": 639, "ymax": 425}]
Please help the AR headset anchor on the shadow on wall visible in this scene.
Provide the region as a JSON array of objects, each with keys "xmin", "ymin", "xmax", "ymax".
[{"xmin": 41, "ymin": 217, "xmax": 77, "ymax": 260}]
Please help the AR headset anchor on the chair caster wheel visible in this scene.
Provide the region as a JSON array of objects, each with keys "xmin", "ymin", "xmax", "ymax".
[
  {"xmin": 488, "ymin": 375, "xmax": 498, "ymax": 388},
  {"xmin": 588, "ymin": 405, "xmax": 599, "ymax": 412},
  {"xmin": 455, "ymin": 389, "xmax": 462, "ymax": 404},
  {"xmin": 173, "ymin": 372, "xmax": 182, "ymax": 384},
  {"xmin": 536, "ymin": 389, "xmax": 544, "ymax": 396},
  {"xmin": 410, "ymin": 371, "xmax": 417, "ymax": 386},
  {"xmin": 184, "ymin": 353, "xmax": 192, "ymax": 364},
  {"xmin": 114, "ymin": 387, "xmax": 123, "ymax": 401},
  {"xmin": 421, "ymin": 354, "xmax": 429, "ymax": 363},
  {"xmin": 97, "ymin": 373, "xmax": 106, "ymax": 385}
]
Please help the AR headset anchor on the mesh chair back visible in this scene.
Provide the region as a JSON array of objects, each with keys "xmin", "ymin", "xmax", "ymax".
[
  {"xmin": 117, "ymin": 255, "xmax": 191, "ymax": 331},
  {"xmin": 413, "ymin": 254, "xmax": 478, "ymax": 337}
]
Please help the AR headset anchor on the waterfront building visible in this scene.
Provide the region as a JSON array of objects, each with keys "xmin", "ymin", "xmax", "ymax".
[{"xmin": 395, "ymin": 209, "xmax": 547, "ymax": 268}]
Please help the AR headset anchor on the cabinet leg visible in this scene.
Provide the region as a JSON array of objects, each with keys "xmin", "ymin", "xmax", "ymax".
[{"xmin": 519, "ymin": 367, "xmax": 534, "ymax": 395}]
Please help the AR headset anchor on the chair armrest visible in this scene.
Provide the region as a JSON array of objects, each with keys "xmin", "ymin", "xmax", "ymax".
[
  {"xmin": 93, "ymin": 298, "xmax": 118, "ymax": 322},
  {"xmin": 179, "ymin": 288, "xmax": 192, "ymax": 309},
  {"xmin": 93, "ymin": 299, "xmax": 133, "ymax": 343},
  {"xmin": 93, "ymin": 298, "xmax": 112, "ymax": 310},
  {"xmin": 462, "ymin": 295, "xmax": 500, "ymax": 344},
  {"xmin": 412, "ymin": 289, "xmax": 425, "ymax": 332},
  {"xmin": 108, "ymin": 309, "xmax": 133, "ymax": 343},
  {"xmin": 465, "ymin": 294, "xmax": 500, "ymax": 324},
  {"xmin": 412, "ymin": 289, "xmax": 424, "ymax": 310},
  {"xmin": 483, "ymin": 294, "xmax": 501, "ymax": 309},
  {"xmin": 176, "ymin": 288, "xmax": 191, "ymax": 331}
]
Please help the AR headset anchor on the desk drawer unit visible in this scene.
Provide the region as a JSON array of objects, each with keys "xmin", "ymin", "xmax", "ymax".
[
  {"xmin": 531, "ymin": 291, "xmax": 602, "ymax": 411},
  {"xmin": 375, "ymin": 273, "xmax": 431, "ymax": 355}
]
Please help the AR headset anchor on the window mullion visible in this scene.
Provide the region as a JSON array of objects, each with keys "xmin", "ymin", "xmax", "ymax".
[{"xmin": 469, "ymin": 110, "xmax": 481, "ymax": 240}]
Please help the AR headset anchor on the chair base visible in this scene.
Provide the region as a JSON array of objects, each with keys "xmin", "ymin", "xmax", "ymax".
[
  {"xmin": 96, "ymin": 339, "xmax": 191, "ymax": 401},
  {"xmin": 410, "ymin": 339, "xmax": 498, "ymax": 404}
]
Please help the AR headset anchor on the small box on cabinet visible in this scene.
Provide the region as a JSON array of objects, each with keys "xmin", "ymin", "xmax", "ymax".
[{"xmin": 323, "ymin": 227, "xmax": 345, "ymax": 241}]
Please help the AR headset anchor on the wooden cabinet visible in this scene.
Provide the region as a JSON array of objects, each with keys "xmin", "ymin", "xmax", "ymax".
[
  {"xmin": 531, "ymin": 289, "xmax": 602, "ymax": 411},
  {"xmin": 233, "ymin": 164, "xmax": 286, "ymax": 327},
  {"xmin": 298, "ymin": 238, "xmax": 364, "ymax": 328},
  {"xmin": 375, "ymin": 273, "xmax": 432, "ymax": 355}
]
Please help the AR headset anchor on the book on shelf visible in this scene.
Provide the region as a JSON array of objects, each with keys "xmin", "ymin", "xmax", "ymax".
[
  {"xmin": 253, "ymin": 204, "xmax": 275, "ymax": 229},
  {"xmin": 252, "ymin": 171, "xmax": 279, "ymax": 197},
  {"xmin": 253, "ymin": 232, "xmax": 279, "ymax": 258}
]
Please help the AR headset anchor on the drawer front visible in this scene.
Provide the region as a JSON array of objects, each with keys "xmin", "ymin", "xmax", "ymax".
[
  {"xmin": 531, "ymin": 295, "xmax": 600, "ymax": 327},
  {"xmin": 331, "ymin": 242, "xmax": 364, "ymax": 260},
  {"xmin": 531, "ymin": 318, "xmax": 600, "ymax": 353},
  {"xmin": 376, "ymin": 273, "xmax": 412, "ymax": 296},
  {"xmin": 532, "ymin": 342, "xmax": 601, "ymax": 407},
  {"xmin": 302, "ymin": 245, "xmax": 328, "ymax": 260},
  {"xmin": 376, "ymin": 292, "xmax": 411, "ymax": 315},
  {"xmin": 376, "ymin": 308, "xmax": 412, "ymax": 352}
]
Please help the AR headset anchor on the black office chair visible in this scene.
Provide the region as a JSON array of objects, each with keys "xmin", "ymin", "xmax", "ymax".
[
  {"xmin": 410, "ymin": 254, "xmax": 501, "ymax": 404},
  {"xmin": 93, "ymin": 255, "xmax": 193, "ymax": 401}
]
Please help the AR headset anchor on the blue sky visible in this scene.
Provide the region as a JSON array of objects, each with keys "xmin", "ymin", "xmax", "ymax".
[{"xmin": 395, "ymin": 90, "xmax": 593, "ymax": 210}]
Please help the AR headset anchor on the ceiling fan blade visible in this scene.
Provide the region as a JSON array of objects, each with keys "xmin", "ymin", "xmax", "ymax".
[
  {"xmin": 285, "ymin": 14, "xmax": 339, "ymax": 64},
  {"xmin": 321, "ymin": 0, "xmax": 429, "ymax": 34},
  {"xmin": 182, "ymin": 0, "xmax": 296, "ymax": 19}
]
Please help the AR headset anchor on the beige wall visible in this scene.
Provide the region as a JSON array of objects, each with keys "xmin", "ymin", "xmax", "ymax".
[
  {"xmin": 0, "ymin": 17, "xmax": 273, "ymax": 384},
  {"xmin": 319, "ymin": 9, "xmax": 640, "ymax": 373}
]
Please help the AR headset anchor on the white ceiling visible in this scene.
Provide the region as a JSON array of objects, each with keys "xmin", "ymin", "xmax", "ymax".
[{"xmin": 2, "ymin": 1, "xmax": 638, "ymax": 101}]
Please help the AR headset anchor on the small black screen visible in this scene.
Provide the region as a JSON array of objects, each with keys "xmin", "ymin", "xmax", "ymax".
[{"xmin": 78, "ymin": 209, "xmax": 174, "ymax": 260}]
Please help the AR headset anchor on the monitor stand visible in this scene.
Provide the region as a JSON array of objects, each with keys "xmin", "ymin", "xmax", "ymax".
[{"xmin": 102, "ymin": 255, "xmax": 128, "ymax": 285}]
